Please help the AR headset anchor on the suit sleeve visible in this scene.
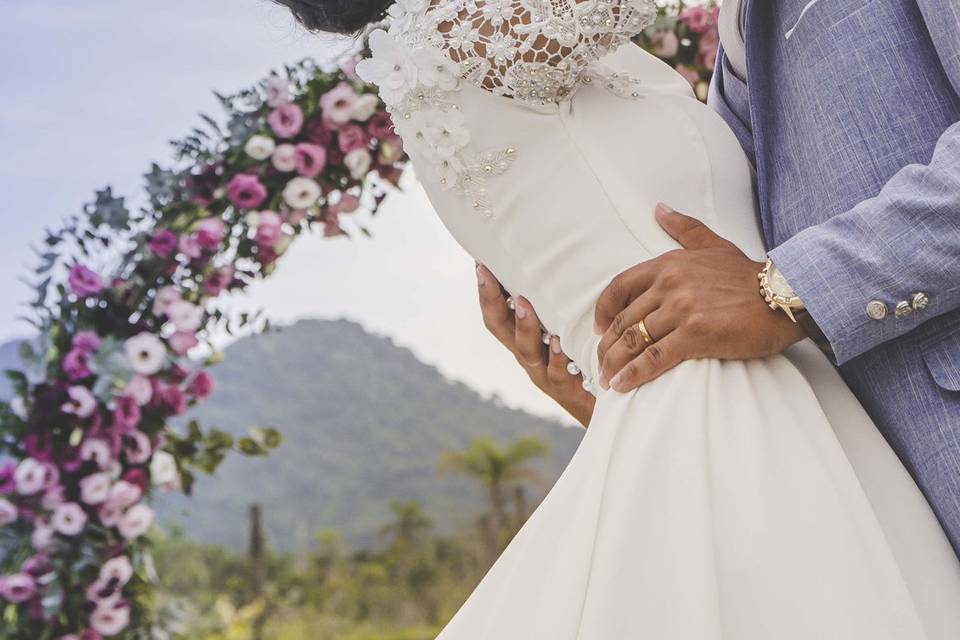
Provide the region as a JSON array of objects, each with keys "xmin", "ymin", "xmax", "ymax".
[{"xmin": 768, "ymin": 119, "xmax": 960, "ymax": 365}]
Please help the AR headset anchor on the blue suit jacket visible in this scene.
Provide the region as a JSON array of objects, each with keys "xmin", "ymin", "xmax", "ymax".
[{"xmin": 709, "ymin": 0, "xmax": 960, "ymax": 553}]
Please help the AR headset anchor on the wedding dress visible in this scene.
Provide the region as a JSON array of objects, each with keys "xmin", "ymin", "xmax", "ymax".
[{"xmin": 357, "ymin": 1, "xmax": 960, "ymax": 637}]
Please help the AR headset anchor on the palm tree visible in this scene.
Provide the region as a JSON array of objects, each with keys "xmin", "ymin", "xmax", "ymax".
[
  {"xmin": 439, "ymin": 436, "xmax": 549, "ymax": 538},
  {"xmin": 379, "ymin": 500, "xmax": 433, "ymax": 548}
]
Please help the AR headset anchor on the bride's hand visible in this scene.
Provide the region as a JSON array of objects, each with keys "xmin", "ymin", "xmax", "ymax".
[
  {"xmin": 594, "ymin": 204, "xmax": 806, "ymax": 393},
  {"xmin": 476, "ymin": 264, "xmax": 596, "ymax": 428}
]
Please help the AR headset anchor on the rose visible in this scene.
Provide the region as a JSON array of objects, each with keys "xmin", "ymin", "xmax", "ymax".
[
  {"xmin": 63, "ymin": 348, "xmax": 93, "ymax": 381},
  {"xmin": 189, "ymin": 371, "xmax": 214, "ymax": 400},
  {"xmin": 113, "ymin": 395, "xmax": 141, "ymax": 431},
  {"xmin": 680, "ymin": 6, "xmax": 712, "ymax": 33},
  {"xmin": 244, "ymin": 134, "xmax": 276, "ymax": 160},
  {"xmin": 282, "ymin": 177, "xmax": 322, "ymax": 209},
  {"xmin": 148, "ymin": 229, "xmax": 178, "ymax": 258},
  {"xmin": 264, "ymin": 75, "xmax": 291, "ymax": 107},
  {"xmin": 272, "ymin": 144, "xmax": 298, "ymax": 172},
  {"xmin": 178, "ymin": 233, "xmax": 202, "ymax": 260},
  {"xmin": 73, "ymin": 331, "xmax": 102, "ymax": 352},
  {"xmin": 338, "ymin": 123, "xmax": 370, "ymax": 154},
  {"xmin": 226, "ymin": 174, "xmax": 268, "ymax": 210},
  {"xmin": 125, "ymin": 375, "xmax": 153, "ymax": 406},
  {"xmin": 195, "ymin": 217, "xmax": 226, "ymax": 250},
  {"xmin": 158, "ymin": 385, "xmax": 188, "ymax": 415},
  {"xmin": 344, "ymin": 148, "xmax": 373, "ymax": 180},
  {"xmin": 367, "ymin": 112, "xmax": 395, "ymax": 140},
  {"xmin": 169, "ymin": 331, "xmax": 198, "ymax": 356},
  {"xmin": 255, "ymin": 211, "xmax": 284, "ymax": 248},
  {"xmin": 124, "ymin": 333, "xmax": 166, "ymax": 376},
  {"xmin": 319, "ymin": 82, "xmax": 359, "ymax": 126},
  {"xmin": 68, "ymin": 265, "xmax": 105, "ymax": 298},
  {"xmin": 294, "ymin": 143, "xmax": 328, "ymax": 178},
  {"xmin": 268, "ymin": 103, "xmax": 305, "ymax": 139}
]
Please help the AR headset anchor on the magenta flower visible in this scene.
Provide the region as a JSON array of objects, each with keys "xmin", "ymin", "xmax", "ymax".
[
  {"xmin": 168, "ymin": 331, "xmax": 198, "ymax": 356},
  {"xmin": 226, "ymin": 174, "xmax": 268, "ymax": 210},
  {"xmin": 159, "ymin": 385, "xmax": 188, "ymax": 416},
  {"xmin": 0, "ymin": 498, "xmax": 16, "ymax": 526},
  {"xmin": 294, "ymin": 143, "xmax": 328, "ymax": 178},
  {"xmin": 178, "ymin": 233, "xmax": 201, "ymax": 260},
  {"xmin": 63, "ymin": 348, "xmax": 93, "ymax": 381},
  {"xmin": 21, "ymin": 554, "xmax": 53, "ymax": 579},
  {"xmin": 0, "ymin": 462, "xmax": 14, "ymax": 493},
  {"xmin": 306, "ymin": 117, "xmax": 334, "ymax": 147},
  {"xmin": 367, "ymin": 112, "xmax": 395, "ymax": 140},
  {"xmin": 195, "ymin": 217, "xmax": 226, "ymax": 250},
  {"xmin": 122, "ymin": 469, "xmax": 148, "ymax": 494},
  {"xmin": 189, "ymin": 371, "xmax": 214, "ymax": 400},
  {"xmin": 73, "ymin": 331, "xmax": 102, "ymax": 353},
  {"xmin": 112, "ymin": 396, "xmax": 141, "ymax": 431},
  {"xmin": 264, "ymin": 75, "xmax": 292, "ymax": 108},
  {"xmin": 0, "ymin": 574, "xmax": 36, "ymax": 604},
  {"xmin": 149, "ymin": 230, "xmax": 178, "ymax": 258},
  {"xmin": 330, "ymin": 193, "xmax": 361, "ymax": 215},
  {"xmin": 254, "ymin": 211, "xmax": 283, "ymax": 248},
  {"xmin": 338, "ymin": 123, "xmax": 370, "ymax": 154},
  {"xmin": 267, "ymin": 103, "xmax": 304, "ymax": 139},
  {"xmin": 680, "ymin": 6, "xmax": 712, "ymax": 33},
  {"xmin": 203, "ymin": 266, "xmax": 235, "ymax": 296},
  {"xmin": 68, "ymin": 265, "xmax": 105, "ymax": 298},
  {"xmin": 122, "ymin": 431, "xmax": 152, "ymax": 465}
]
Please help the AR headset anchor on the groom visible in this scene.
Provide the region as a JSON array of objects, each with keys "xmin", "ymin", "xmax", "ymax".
[{"xmin": 476, "ymin": 0, "xmax": 960, "ymax": 555}]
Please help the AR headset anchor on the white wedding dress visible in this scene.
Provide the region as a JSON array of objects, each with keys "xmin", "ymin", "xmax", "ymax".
[{"xmin": 357, "ymin": 1, "xmax": 960, "ymax": 637}]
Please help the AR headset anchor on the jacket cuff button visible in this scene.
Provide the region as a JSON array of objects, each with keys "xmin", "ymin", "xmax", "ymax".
[
  {"xmin": 866, "ymin": 300, "xmax": 888, "ymax": 321},
  {"xmin": 912, "ymin": 292, "xmax": 930, "ymax": 311},
  {"xmin": 895, "ymin": 301, "xmax": 914, "ymax": 319}
]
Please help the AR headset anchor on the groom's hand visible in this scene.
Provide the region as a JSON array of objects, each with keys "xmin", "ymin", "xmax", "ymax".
[
  {"xmin": 595, "ymin": 204, "xmax": 805, "ymax": 393},
  {"xmin": 477, "ymin": 264, "xmax": 596, "ymax": 427}
]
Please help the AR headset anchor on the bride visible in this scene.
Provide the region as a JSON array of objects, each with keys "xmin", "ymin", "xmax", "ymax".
[{"xmin": 274, "ymin": 0, "xmax": 960, "ymax": 637}]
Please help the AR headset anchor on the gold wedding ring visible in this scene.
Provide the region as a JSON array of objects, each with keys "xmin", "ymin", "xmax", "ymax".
[{"xmin": 636, "ymin": 319, "xmax": 655, "ymax": 346}]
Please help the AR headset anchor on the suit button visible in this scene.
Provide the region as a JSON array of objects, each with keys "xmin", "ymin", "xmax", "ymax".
[
  {"xmin": 895, "ymin": 301, "xmax": 914, "ymax": 319},
  {"xmin": 912, "ymin": 292, "xmax": 930, "ymax": 311},
  {"xmin": 866, "ymin": 300, "xmax": 888, "ymax": 320}
]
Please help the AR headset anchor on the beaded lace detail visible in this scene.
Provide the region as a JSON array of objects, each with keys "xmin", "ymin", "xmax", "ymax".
[{"xmin": 357, "ymin": 0, "xmax": 656, "ymax": 217}]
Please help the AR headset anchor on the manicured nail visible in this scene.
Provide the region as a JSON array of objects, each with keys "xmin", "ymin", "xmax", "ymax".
[
  {"xmin": 550, "ymin": 336, "xmax": 562, "ymax": 355},
  {"xmin": 655, "ymin": 202, "xmax": 674, "ymax": 218},
  {"xmin": 598, "ymin": 372, "xmax": 609, "ymax": 390},
  {"xmin": 515, "ymin": 298, "xmax": 528, "ymax": 320},
  {"xmin": 609, "ymin": 373, "xmax": 622, "ymax": 391},
  {"xmin": 476, "ymin": 264, "xmax": 486, "ymax": 286}
]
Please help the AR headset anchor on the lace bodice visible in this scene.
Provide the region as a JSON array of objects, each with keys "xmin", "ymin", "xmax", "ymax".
[{"xmin": 357, "ymin": 0, "xmax": 656, "ymax": 217}]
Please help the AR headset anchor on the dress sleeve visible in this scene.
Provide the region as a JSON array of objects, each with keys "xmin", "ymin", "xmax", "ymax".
[{"xmin": 433, "ymin": 0, "xmax": 656, "ymax": 102}]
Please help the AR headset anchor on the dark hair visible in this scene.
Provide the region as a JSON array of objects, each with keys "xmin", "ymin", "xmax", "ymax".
[{"xmin": 272, "ymin": 0, "xmax": 392, "ymax": 35}]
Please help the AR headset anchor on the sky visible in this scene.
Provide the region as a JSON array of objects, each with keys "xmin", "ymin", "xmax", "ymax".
[{"xmin": 0, "ymin": 1, "xmax": 572, "ymax": 423}]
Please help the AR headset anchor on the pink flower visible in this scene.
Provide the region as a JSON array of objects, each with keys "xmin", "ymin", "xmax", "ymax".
[
  {"xmin": 169, "ymin": 331, "xmax": 198, "ymax": 356},
  {"xmin": 113, "ymin": 395, "xmax": 141, "ymax": 431},
  {"xmin": 62, "ymin": 386, "xmax": 97, "ymax": 418},
  {"xmin": 367, "ymin": 112, "xmax": 395, "ymax": 140},
  {"xmin": 264, "ymin": 75, "xmax": 292, "ymax": 108},
  {"xmin": 73, "ymin": 331, "xmax": 102, "ymax": 353},
  {"xmin": 0, "ymin": 461, "xmax": 14, "ymax": 493},
  {"xmin": 86, "ymin": 577, "xmax": 120, "ymax": 606},
  {"xmin": 178, "ymin": 233, "xmax": 202, "ymax": 260},
  {"xmin": 320, "ymin": 82, "xmax": 359, "ymax": 125},
  {"xmin": 106, "ymin": 481, "xmax": 142, "ymax": 511},
  {"xmin": 0, "ymin": 498, "xmax": 16, "ymax": 526},
  {"xmin": 80, "ymin": 439, "xmax": 113, "ymax": 469},
  {"xmin": 268, "ymin": 103, "xmax": 305, "ymax": 139},
  {"xmin": 122, "ymin": 469, "xmax": 148, "ymax": 494},
  {"xmin": 159, "ymin": 385, "xmax": 188, "ymax": 415},
  {"xmin": 69, "ymin": 265, "xmax": 104, "ymax": 298},
  {"xmin": 204, "ymin": 266, "xmax": 235, "ymax": 296},
  {"xmin": 149, "ymin": 230, "xmax": 178, "ymax": 258},
  {"xmin": 100, "ymin": 556, "xmax": 133, "ymax": 586},
  {"xmin": 340, "ymin": 57, "xmax": 360, "ymax": 81},
  {"xmin": 118, "ymin": 504, "xmax": 154, "ymax": 540},
  {"xmin": 195, "ymin": 217, "xmax": 226, "ymax": 250},
  {"xmin": 294, "ymin": 143, "xmax": 328, "ymax": 178},
  {"xmin": 167, "ymin": 300, "xmax": 204, "ymax": 332},
  {"xmin": 125, "ymin": 375, "xmax": 153, "ymax": 406},
  {"xmin": 254, "ymin": 211, "xmax": 284, "ymax": 248},
  {"xmin": 330, "ymin": 193, "xmax": 361, "ymax": 215},
  {"xmin": 338, "ymin": 124, "xmax": 370, "ymax": 154},
  {"xmin": 31, "ymin": 523, "xmax": 54, "ymax": 551},
  {"xmin": 272, "ymin": 144, "xmax": 298, "ymax": 172},
  {"xmin": 122, "ymin": 431, "xmax": 152, "ymax": 465},
  {"xmin": 22, "ymin": 554, "xmax": 53, "ymax": 578},
  {"xmin": 41, "ymin": 485, "xmax": 65, "ymax": 510},
  {"xmin": 63, "ymin": 348, "xmax": 93, "ymax": 381},
  {"xmin": 125, "ymin": 333, "xmax": 167, "ymax": 376},
  {"xmin": 0, "ymin": 573, "xmax": 36, "ymax": 604},
  {"xmin": 90, "ymin": 600, "xmax": 130, "ymax": 636},
  {"xmin": 189, "ymin": 371, "xmax": 214, "ymax": 400},
  {"xmin": 14, "ymin": 459, "xmax": 46, "ymax": 495},
  {"xmin": 80, "ymin": 473, "xmax": 111, "ymax": 505},
  {"xmin": 680, "ymin": 6, "xmax": 712, "ymax": 33},
  {"xmin": 52, "ymin": 502, "xmax": 88, "ymax": 536},
  {"xmin": 306, "ymin": 118, "xmax": 334, "ymax": 147},
  {"xmin": 226, "ymin": 174, "xmax": 268, "ymax": 209},
  {"xmin": 151, "ymin": 285, "xmax": 182, "ymax": 317},
  {"xmin": 653, "ymin": 30, "xmax": 680, "ymax": 58}
]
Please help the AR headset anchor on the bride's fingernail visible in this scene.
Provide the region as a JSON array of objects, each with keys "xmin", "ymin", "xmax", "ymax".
[
  {"xmin": 476, "ymin": 264, "xmax": 486, "ymax": 286},
  {"xmin": 598, "ymin": 373, "xmax": 609, "ymax": 390},
  {"xmin": 609, "ymin": 373, "xmax": 622, "ymax": 391},
  {"xmin": 550, "ymin": 336, "xmax": 562, "ymax": 355},
  {"xmin": 515, "ymin": 298, "xmax": 528, "ymax": 320},
  {"xmin": 655, "ymin": 203, "xmax": 674, "ymax": 219}
]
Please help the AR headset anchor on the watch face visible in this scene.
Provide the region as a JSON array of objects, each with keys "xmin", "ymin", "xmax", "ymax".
[{"xmin": 768, "ymin": 266, "xmax": 796, "ymax": 299}]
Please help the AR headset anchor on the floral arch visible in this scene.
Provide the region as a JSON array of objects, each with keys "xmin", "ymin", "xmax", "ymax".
[{"xmin": 0, "ymin": 6, "xmax": 717, "ymax": 637}]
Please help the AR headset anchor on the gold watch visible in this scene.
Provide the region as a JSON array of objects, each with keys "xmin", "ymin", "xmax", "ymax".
[{"xmin": 758, "ymin": 258, "xmax": 805, "ymax": 323}]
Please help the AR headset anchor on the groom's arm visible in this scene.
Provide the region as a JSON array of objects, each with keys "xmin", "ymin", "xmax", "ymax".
[{"xmin": 768, "ymin": 119, "xmax": 960, "ymax": 364}]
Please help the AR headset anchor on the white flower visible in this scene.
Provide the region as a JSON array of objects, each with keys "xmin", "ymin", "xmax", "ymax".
[
  {"xmin": 90, "ymin": 601, "xmax": 131, "ymax": 637},
  {"xmin": 151, "ymin": 285, "xmax": 181, "ymax": 317},
  {"xmin": 386, "ymin": 0, "xmax": 429, "ymax": 35},
  {"xmin": 149, "ymin": 451, "xmax": 179, "ymax": 488},
  {"xmin": 272, "ymin": 144, "xmax": 298, "ymax": 172},
  {"xmin": 0, "ymin": 498, "xmax": 17, "ymax": 526},
  {"xmin": 482, "ymin": 0, "xmax": 516, "ymax": 26},
  {"xmin": 14, "ymin": 458, "xmax": 46, "ymax": 495},
  {"xmin": 106, "ymin": 480, "xmax": 142, "ymax": 511},
  {"xmin": 351, "ymin": 94, "xmax": 380, "ymax": 121},
  {"xmin": 264, "ymin": 75, "xmax": 292, "ymax": 108},
  {"xmin": 10, "ymin": 396, "xmax": 27, "ymax": 420},
  {"xmin": 244, "ymin": 134, "xmax": 276, "ymax": 161},
  {"xmin": 424, "ymin": 110, "xmax": 471, "ymax": 159},
  {"xmin": 31, "ymin": 523, "xmax": 54, "ymax": 551},
  {"xmin": 118, "ymin": 504, "xmax": 154, "ymax": 540},
  {"xmin": 487, "ymin": 32, "xmax": 518, "ymax": 62},
  {"xmin": 412, "ymin": 47, "xmax": 461, "ymax": 91},
  {"xmin": 52, "ymin": 502, "xmax": 88, "ymax": 536},
  {"xmin": 125, "ymin": 375, "xmax": 153, "ymax": 406},
  {"xmin": 282, "ymin": 177, "xmax": 322, "ymax": 209},
  {"xmin": 80, "ymin": 472, "xmax": 111, "ymax": 505},
  {"xmin": 61, "ymin": 385, "xmax": 97, "ymax": 418},
  {"xmin": 166, "ymin": 300, "xmax": 204, "ymax": 332},
  {"xmin": 447, "ymin": 22, "xmax": 481, "ymax": 50},
  {"xmin": 356, "ymin": 30, "xmax": 419, "ymax": 105},
  {"xmin": 80, "ymin": 438, "xmax": 113, "ymax": 469},
  {"xmin": 244, "ymin": 211, "xmax": 262, "ymax": 227},
  {"xmin": 124, "ymin": 332, "xmax": 166, "ymax": 376},
  {"xmin": 100, "ymin": 556, "xmax": 134, "ymax": 586},
  {"xmin": 344, "ymin": 148, "xmax": 373, "ymax": 180}
]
